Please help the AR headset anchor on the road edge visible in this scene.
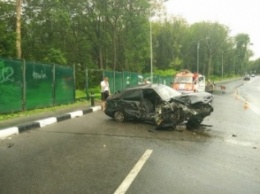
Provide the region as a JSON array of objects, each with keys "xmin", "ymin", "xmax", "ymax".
[{"xmin": 0, "ymin": 106, "xmax": 101, "ymax": 140}]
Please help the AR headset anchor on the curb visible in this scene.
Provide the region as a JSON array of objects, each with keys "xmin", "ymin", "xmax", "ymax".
[{"xmin": 0, "ymin": 106, "xmax": 101, "ymax": 140}]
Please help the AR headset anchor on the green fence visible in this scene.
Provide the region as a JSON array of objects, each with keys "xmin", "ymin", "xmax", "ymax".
[
  {"xmin": 0, "ymin": 58, "xmax": 75, "ymax": 114},
  {"xmin": 0, "ymin": 59, "xmax": 23, "ymax": 113},
  {"xmin": 86, "ymin": 69, "xmax": 173, "ymax": 96},
  {"xmin": 0, "ymin": 57, "xmax": 173, "ymax": 114}
]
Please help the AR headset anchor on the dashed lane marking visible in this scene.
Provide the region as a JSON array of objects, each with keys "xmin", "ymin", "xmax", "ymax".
[
  {"xmin": 225, "ymin": 139, "xmax": 254, "ymax": 147},
  {"xmin": 114, "ymin": 149, "xmax": 153, "ymax": 194}
]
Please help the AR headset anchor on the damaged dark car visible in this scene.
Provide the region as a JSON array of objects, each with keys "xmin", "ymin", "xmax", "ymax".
[{"xmin": 104, "ymin": 84, "xmax": 214, "ymax": 129}]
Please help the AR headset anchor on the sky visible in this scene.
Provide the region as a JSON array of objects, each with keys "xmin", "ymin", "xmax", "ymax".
[{"xmin": 165, "ymin": 0, "xmax": 259, "ymax": 60}]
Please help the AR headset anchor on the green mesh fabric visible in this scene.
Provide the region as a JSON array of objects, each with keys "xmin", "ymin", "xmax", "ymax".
[
  {"xmin": 142, "ymin": 73, "xmax": 172, "ymax": 86},
  {"xmin": 1, "ymin": 58, "xmax": 174, "ymax": 114},
  {"xmin": 123, "ymin": 71, "xmax": 139, "ymax": 88},
  {"xmin": 103, "ymin": 71, "xmax": 140, "ymax": 94},
  {"xmin": 162, "ymin": 76, "xmax": 173, "ymax": 86},
  {"xmin": 25, "ymin": 62, "xmax": 53, "ymax": 110},
  {"xmin": 0, "ymin": 58, "xmax": 23, "ymax": 113},
  {"xmin": 55, "ymin": 65, "xmax": 74, "ymax": 105},
  {"xmin": 113, "ymin": 71, "xmax": 123, "ymax": 93},
  {"xmin": 85, "ymin": 69, "xmax": 103, "ymax": 100},
  {"xmin": 142, "ymin": 73, "xmax": 152, "ymax": 84},
  {"xmin": 101, "ymin": 71, "xmax": 173, "ymax": 94}
]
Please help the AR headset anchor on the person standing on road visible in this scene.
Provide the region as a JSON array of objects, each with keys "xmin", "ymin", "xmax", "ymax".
[{"xmin": 101, "ymin": 76, "xmax": 110, "ymax": 111}]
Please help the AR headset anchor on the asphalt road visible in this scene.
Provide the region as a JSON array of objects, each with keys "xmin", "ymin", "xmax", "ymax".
[
  {"xmin": 237, "ymin": 75, "xmax": 260, "ymax": 115},
  {"xmin": 0, "ymin": 78, "xmax": 259, "ymax": 194}
]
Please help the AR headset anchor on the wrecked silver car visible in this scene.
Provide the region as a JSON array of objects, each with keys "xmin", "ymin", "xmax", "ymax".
[{"xmin": 104, "ymin": 84, "xmax": 214, "ymax": 129}]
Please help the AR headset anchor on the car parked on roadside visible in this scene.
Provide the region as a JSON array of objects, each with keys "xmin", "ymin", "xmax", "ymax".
[{"xmin": 104, "ymin": 84, "xmax": 214, "ymax": 129}]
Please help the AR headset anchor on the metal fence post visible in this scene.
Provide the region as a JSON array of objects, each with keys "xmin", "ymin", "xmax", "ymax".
[
  {"xmin": 122, "ymin": 71, "xmax": 124, "ymax": 92},
  {"xmin": 22, "ymin": 59, "xmax": 26, "ymax": 111},
  {"xmin": 85, "ymin": 67, "xmax": 90, "ymax": 100},
  {"xmin": 73, "ymin": 64, "xmax": 76, "ymax": 102},
  {"xmin": 113, "ymin": 70, "xmax": 116, "ymax": 94},
  {"xmin": 90, "ymin": 91, "xmax": 95, "ymax": 106},
  {"xmin": 52, "ymin": 64, "xmax": 56, "ymax": 106}
]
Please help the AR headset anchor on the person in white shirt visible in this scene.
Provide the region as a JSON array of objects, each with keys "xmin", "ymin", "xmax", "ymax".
[{"xmin": 100, "ymin": 77, "xmax": 110, "ymax": 110}]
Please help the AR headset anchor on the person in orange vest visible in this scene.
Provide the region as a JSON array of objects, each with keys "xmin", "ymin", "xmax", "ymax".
[{"xmin": 193, "ymin": 72, "xmax": 199, "ymax": 84}]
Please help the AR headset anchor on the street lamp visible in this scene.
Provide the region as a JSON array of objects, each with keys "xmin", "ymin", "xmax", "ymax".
[
  {"xmin": 196, "ymin": 37, "xmax": 209, "ymax": 73},
  {"xmin": 150, "ymin": 15, "xmax": 153, "ymax": 83},
  {"xmin": 221, "ymin": 51, "xmax": 224, "ymax": 78}
]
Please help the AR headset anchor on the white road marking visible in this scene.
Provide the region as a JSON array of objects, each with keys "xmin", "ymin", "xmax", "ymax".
[
  {"xmin": 225, "ymin": 139, "xmax": 253, "ymax": 147},
  {"xmin": 247, "ymin": 102, "xmax": 260, "ymax": 116},
  {"xmin": 234, "ymin": 91, "xmax": 260, "ymax": 116},
  {"xmin": 114, "ymin": 149, "xmax": 153, "ymax": 194}
]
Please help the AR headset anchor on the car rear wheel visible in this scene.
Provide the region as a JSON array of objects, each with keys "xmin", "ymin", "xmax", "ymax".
[{"xmin": 114, "ymin": 111, "xmax": 125, "ymax": 122}]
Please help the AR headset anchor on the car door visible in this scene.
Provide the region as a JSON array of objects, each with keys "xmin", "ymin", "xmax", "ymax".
[
  {"xmin": 120, "ymin": 89, "xmax": 142, "ymax": 118},
  {"xmin": 197, "ymin": 76, "xmax": 206, "ymax": 92}
]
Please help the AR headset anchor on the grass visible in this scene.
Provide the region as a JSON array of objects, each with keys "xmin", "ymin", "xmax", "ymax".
[
  {"xmin": 0, "ymin": 88, "xmax": 104, "ymax": 122},
  {"xmin": 0, "ymin": 100, "xmax": 92, "ymax": 122}
]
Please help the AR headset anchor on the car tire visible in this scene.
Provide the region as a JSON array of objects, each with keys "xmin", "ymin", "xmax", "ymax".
[
  {"xmin": 186, "ymin": 116, "xmax": 203, "ymax": 129},
  {"xmin": 206, "ymin": 85, "xmax": 214, "ymax": 93},
  {"xmin": 114, "ymin": 111, "xmax": 125, "ymax": 122}
]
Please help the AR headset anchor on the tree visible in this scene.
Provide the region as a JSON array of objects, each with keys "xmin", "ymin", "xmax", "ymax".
[
  {"xmin": 1, "ymin": 0, "xmax": 256, "ymax": 84},
  {"xmin": 0, "ymin": 0, "xmax": 16, "ymax": 57},
  {"xmin": 234, "ymin": 33, "xmax": 251, "ymax": 74},
  {"xmin": 153, "ymin": 16, "xmax": 188, "ymax": 70}
]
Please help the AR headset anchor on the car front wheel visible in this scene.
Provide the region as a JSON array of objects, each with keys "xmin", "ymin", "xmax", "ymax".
[{"xmin": 114, "ymin": 111, "xmax": 125, "ymax": 122}]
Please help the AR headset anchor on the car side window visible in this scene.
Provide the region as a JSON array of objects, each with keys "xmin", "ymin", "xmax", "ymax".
[
  {"xmin": 198, "ymin": 76, "xmax": 204, "ymax": 82},
  {"xmin": 122, "ymin": 90, "xmax": 141, "ymax": 101}
]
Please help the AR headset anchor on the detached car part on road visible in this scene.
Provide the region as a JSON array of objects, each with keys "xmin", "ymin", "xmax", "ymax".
[{"xmin": 104, "ymin": 84, "xmax": 214, "ymax": 129}]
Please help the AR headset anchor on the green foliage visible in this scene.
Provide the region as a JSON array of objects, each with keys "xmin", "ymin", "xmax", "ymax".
[
  {"xmin": 153, "ymin": 17, "xmax": 189, "ymax": 70},
  {"xmin": 43, "ymin": 48, "xmax": 67, "ymax": 65},
  {"xmin": 0, "ymin": 0, "xmax": 256, "ymax": 80},
  {"xmin": 154, "ymin": 69, "xmax": 177, "ymax": 76},
  {"xmin": 88, "ymin": 86, "xmax": 101, "ymax": 94},
  {"xmin": 0, "ymin": 1, "xmax": 16, "ymax": 57},
  {"xmin": 0, "ymin": 100, "xmax": 90, "ymax": 122},
  {"xmin": 76, "ymin": 90, "xmax": 86, "ymax": 99}
]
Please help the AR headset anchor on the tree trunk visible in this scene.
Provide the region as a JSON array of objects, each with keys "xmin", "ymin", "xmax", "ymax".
[
  {"xmin": 16, "ymin": 0, "xmax": 22, "ymax": 59},
  {"xmin": 113, "ymin": 29, "xmax": 117, "ymax": 70},
  {"xmin": 207, "ymin": 53, "xmax": 212, "ymax": 80},
  {"xmin": 99, "ymin": 48, "xmax": 103, "ymax": 69}
]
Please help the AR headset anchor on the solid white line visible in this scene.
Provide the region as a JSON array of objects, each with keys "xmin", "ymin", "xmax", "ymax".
[
  {"xmin": 0, "ymin": 127, "xmax": 19, "ymax": 139},
  {"xmin": 247, "ymin": 102, "xmax": 260, "ymax": 116},
  {"xmin": 114, "ymin": 149, "xmax": 153, "ymax": 194},
  {"xmin": 234, "ymin": 92, "xmax": 260, "ymax": 116}
]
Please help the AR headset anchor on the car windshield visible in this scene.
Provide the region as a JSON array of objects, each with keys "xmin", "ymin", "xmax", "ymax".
[
  {"xmin": 155, "ymin": 85, "xmax": 181, "ymax": 100},
  {"xmin": 174, "ymin": 76, "xmax": 193, "ymax": 83}
]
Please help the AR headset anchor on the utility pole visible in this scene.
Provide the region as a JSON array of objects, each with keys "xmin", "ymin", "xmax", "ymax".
[
  {"xmin": 222, "ymin": 51, "xmax": 224, "ymax": 78},
  {"xmin": 196, "ymin": 37, "xmax": 209, "ymax": 74},
  {"xmin": 16, "ymin": 0, "xmax": 22, "ymax": 59}
]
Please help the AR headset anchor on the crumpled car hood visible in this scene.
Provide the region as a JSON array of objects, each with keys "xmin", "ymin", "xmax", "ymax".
[{"xmin": 171, "ymin": 92, "xmax": 214, "ymax": 105}]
